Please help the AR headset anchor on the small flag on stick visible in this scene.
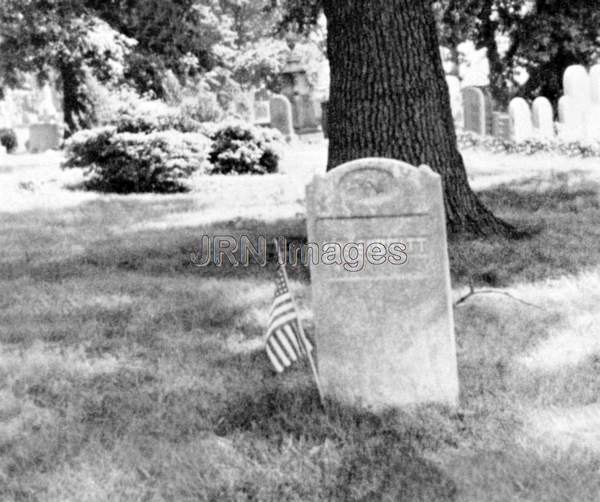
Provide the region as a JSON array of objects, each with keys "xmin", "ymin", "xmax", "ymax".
[
  {"xmin": 265, "ymin": 263, "xmax": 313, "ymax": 373},
  {"xmin": 265, "ymin": 239, "xmax": 325, "ymax": 406}
]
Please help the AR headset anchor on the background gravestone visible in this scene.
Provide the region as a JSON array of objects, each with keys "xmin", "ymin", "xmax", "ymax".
[
  {"xmin": 28, "ymin": 123, "xmax": 62, "ymax": 153},
  {"xmin": 508, "ymin": 97, "xmax": 533, "ymax": 142},
  {"xmin": 492, "ymin": 111, "xmax": 510, "ymax": 140},
  {"xmin": 590, "ymin": 65, "xmax": 600, "ymax": 104},
  {"xmin": 269, "ymin": 94, "xmax": 294, "ymax": 142},
  {"xmin": 558, "ymin": 95, "xmax": 583, "ymax": 141},
  {"xmin": 532, "ymin": 97, "xmax": 554, "ymax": 138},
  {"xmin": 461, "ymin": 87, "xmax": 486, "ymax": 135},
  {"xmin": 445, "ymin": 76, "xmax": 463, "ymax": 128},
  {"xmin": 306, "ymin": 158, "xmax": 459, "ymax": 410}
]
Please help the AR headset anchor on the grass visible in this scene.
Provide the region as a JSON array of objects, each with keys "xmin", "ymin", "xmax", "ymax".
[{"xmin": 1, "ymin": 146, "xmax": 600, "ymax": 500}]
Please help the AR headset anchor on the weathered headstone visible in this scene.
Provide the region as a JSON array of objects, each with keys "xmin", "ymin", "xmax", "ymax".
[
  {"xmin": 269, "ymin": 94, "xmax": 294, "ymax": 142},
  {"xmin": 38, "ymin": 84, "xmax": 60, "ymax": 122},
  {"xmin": 253, "ymin": 88, "xmax": 271, "ymax": 126},
  {"xmin": 492, "ymin": 112, "xmax": 511, "ymax": 140},
  {"xmin": 28, "ymin": 123, "xmax": 62, "ymax": 153},
  {"xmin": 446, "ymin": 76, "xmax": 463, "ymax": 128},
  {"xmin": 461, "ymin": 86, "xmax": 486, "ymax": 135},
  {"xmin": 531, "ymin": 97, "xmax": 554, "ymax": 138},
  {"xmin": 558, "ymin": 95, "xmax": 584, "ymax": 141},
  {"xmin": 590, "ymin": 65, "xmax": 600, "ymax": 104},
  {"xmin": 306, "ymin": 158, "xmax": 459, "ymax": 410},
  {"xmin": 508, "ymin": 98, "xmax": 533, "ymax": 142},
  {"xmin": 563, "ymin": 65, "xmax": 591, "ymax": 105}
]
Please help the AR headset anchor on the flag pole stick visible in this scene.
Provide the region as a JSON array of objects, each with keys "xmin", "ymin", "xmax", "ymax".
[{"xmin": 274, "ymin": 238, "xmax": 325, "ymax": 408}]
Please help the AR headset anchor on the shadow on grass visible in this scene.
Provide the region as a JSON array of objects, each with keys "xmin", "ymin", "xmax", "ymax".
[
  {"xmin": 450, "ymin": 174, "xmax": 600, "ymax": 287},
  {"xmin": 2, "ymin": 172, "xmax": 599, "ymax": 289},
  {"xmin": 215, "ymin": 383, "xmax": 458, "ymax": 501}
]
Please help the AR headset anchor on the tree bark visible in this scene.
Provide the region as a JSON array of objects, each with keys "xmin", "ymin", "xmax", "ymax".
[
  {"xmin": 59, "ymin": 60, "xmax": 91, "ymax": 136},
  {"xmin": 322, "ymin": 0, "xmax": 514, "ymax": 237}
]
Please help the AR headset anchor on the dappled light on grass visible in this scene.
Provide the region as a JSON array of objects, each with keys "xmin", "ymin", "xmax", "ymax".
[{"xmin": 3, "ymin": 150, "xmax": 600, "ymax": 498}]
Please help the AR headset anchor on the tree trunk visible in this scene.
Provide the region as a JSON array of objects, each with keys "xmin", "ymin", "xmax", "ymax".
[
  {"xmin": 322, "ymin": 0, "xmax": 514, "ymax": 237},
  {"xmin": 59, "ymin": 60, "xmax": 91, "ymax": 136},
  {"xmin": 477, "ymin": 0, "xmax": 510, "ymax": 109}
]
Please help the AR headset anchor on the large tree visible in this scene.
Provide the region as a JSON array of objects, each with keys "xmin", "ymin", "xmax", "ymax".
[{"xmin": 319, "ymin": 0, "xmax": 513, "ymax": 236}]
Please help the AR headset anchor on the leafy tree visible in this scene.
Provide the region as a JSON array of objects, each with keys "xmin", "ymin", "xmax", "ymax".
[
  {"xmin": 513, "ymin": 1, "xmax": 600, "ymax": 104},
  {"xmin": 436, "ymin": 0, "xmax": 600, "ymax": 107},
  {"xmin": 0, "ymin": 0, "xmax": 133, "ymax": 133}
]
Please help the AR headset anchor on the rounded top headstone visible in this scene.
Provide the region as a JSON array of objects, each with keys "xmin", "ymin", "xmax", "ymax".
[
  {"xmin": 563, "ymin": 65, "xmax": 591, "ymax": 103},
  {"xmin": 590, "ymin": 64, "xmax": 600, "ymax": 104}
]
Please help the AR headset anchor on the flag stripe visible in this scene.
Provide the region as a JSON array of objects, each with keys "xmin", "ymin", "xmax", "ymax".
[
  {"xmin": 268, "ymin": 337, "xmax": 291, "ymax": 367},
  {"xmin": 271, "ymin": 293, "xmax": 292, "ymax": 309},
  {"xmin": 274, "ymin": 329, "xmax": 298, "ymax": 362},
  {"xmin": 284, "ymin": 323, "xmax": 301, "ymax": 354},
  {"xmin": 268, "ymin": 304, "xmax": 295, "ymax": 325},
  {"xmin": 267, "ymin": 312, "xmax": 299, "ymax": 337},
  {"xmin": 266, "ymin": 343, "xmax": 285, "ymax": 373}
]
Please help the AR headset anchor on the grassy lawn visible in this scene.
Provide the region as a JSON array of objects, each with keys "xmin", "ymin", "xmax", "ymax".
[{"xmin": 2, "ymin": 144, "xmax": 600, "ymax": 500}]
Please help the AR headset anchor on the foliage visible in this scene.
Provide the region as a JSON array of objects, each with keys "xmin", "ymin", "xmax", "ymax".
[
  {"xmin": 229, "ymin": 39, "xmax": 290, "ymax": 90},
  {"xmin": 179, "ymin": 92, "xmax": 224, "ymax": 124},
  {"xmin": 207, "ymin": 121, "xmax": 282, "ymax": 174},
  {"xmin": 63, "ymin": 126, "xmax": 209, "ymax": 192},
  {"xmin": 0, "ymin": 128, "xmax": 18, "ymax": 153},
  {"xmin": 435, "ymin": 1, "xmax": 600, "ymax": 106},
  {"xmin": 457, "ymin": 130, "xmax": 600, "ymax": 157},
  {"xmin": 0, "ymin": 1, "xmax": 136, "ymax": 133},
  {"xmin": 512, "ymin": 1, "xmax": 600, "ymax": 104}
]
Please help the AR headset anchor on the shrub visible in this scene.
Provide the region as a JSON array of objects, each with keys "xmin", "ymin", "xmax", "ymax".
[
  {"xmin": 207, "ymin": 122, "xmax": 282, "ymax": 175},
  {"xmin": 0, "ymin": 128, "xmax": 18, "ymax": 153},
  {"xmin": 179, "ymin": 92, "xmax": 224, "ymax": 123},
  {"xmin": 63, "ymin": 126, "xmax": 210, "ymax": 193},
  {"xmin": 457, "ymin": 130, "xmax": 600, "ymax": 157}
]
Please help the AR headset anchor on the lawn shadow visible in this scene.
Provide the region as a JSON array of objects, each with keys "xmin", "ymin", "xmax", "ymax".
[
  {"xmin": 215, "ymin": 381, "xmax": 458, "ymax": 501},
  {"xmin": 450, "ymin": 173, "xmax": 600, "ymax": 287}
]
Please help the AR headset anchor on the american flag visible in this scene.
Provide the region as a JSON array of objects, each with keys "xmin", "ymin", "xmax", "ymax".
[{"xmin": 265, "ymin": 264, "xmax": 313, "ymax": 373}]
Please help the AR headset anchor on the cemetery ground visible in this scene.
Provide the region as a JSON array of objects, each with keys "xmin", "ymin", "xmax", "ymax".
[{"xmin": 2, "ymin": 143, "xmax": 600, "ymax": 501}]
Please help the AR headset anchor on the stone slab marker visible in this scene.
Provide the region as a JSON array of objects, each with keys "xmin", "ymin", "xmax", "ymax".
[
  {"xmin": 445, "ymin": 76, "xmax": 463, "ymax": 128},
  {"xmin": 590, "ymin": 65, "xmax": 600, "ymax": 104},
  {"xmin": 461, "ymin": 87, "xmax": 486, "ymax": 135},
  {"xmin": 306, "ymin": 158, "xmax": 459, "ymax": 410},
  {"xmin": 508, "ymin": 97, "xmax": 533, "ymax": 142},
  {"xmin": 532, "ymin": 97, "xmax": 554, "ymax": 138},
  {"xmin": 492, "ymin": 112, "xmax": 510, "ymax": 140},
  {"xmin": 269, "ymin": 94, "xmax": 294, "ymax": 142},
  {"xmin": 28, "ymin": 123, "xmax": 62, "ymax": 153},
  {"xmin": 558, "ymin": 95, "xmax": 584, "ymax": 141}
]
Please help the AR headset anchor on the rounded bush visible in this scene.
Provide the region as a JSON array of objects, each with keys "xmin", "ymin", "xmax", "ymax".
[
  {"xmin": 63, "ymin": 126, "xmax": 210, "ymax": 193},
  {"xmin": 0, "ymin": 128, "xmax": 18, "ymax": 153},
  {"xmin": 207, "ymin": 121, "xmax": 282, "ymax": 175}
]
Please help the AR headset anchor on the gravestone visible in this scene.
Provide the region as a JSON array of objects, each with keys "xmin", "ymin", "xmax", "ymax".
[
  {"xmin": 590, "ymin": 65, "xmax": 600, "ymax": 104},
  {"xmin": 492, "ymin": 112, "xmax": 510, "ymax": 140},
  {"xmin": 563, "ymin": 65, "xmax": 591, "ymax": 105},
  {"xmin": 269, "ymin": 94, "xmax": 294, "ymax": 142},
  {"xmin": 28, "ymin": 123, "xmax": 62, "ymax": 153},
  {"xmin": 508, "ymin": 97, "xmax": 533, "ymax": 142},
  {"xmin": 558, "ymin": 95, "xmax": 584, "ymax": 141},
  {"xmin": 38, "ymin": 84, "xmax": 60, "ymax": 122},
  {"xmin": 531, "ymin": 97, "xmax": 554, "ymax": 138},
  {"xmin": 461, "ymin": 86, "xmax": 486, "ymax": 135},
  {"xmin": 306, "ymin": 158, "xmax": 459, "ymax": 410},
  {"xmin": 253, "ymin": 88, "xmax": 271, "ymax": 126},
  {"xmin": 446, "ymin": 76, "xmax": 463, "ymax": 128}
]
